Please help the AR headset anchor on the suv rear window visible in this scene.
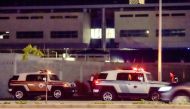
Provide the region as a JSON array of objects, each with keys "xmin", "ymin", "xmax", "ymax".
[
  {"xmin": 10, "ymin": 75, "xmax": 19, "ymax": 81},
  {"xmin": 26, "ymin": 74, "xmax": 46, "ymax": 81},
  {"xmin": 49, "ymin": 75, "xmax": 59, "ymax": 81},
  {"xmin": 117, "ymin": 73, "xmax": 144, "ymax": 81},
  {"xmin": 98, "ymin": 73, "xmax": 108, "ymax": 79},
  {"xmin": 8, "ymin": 75, "xmax": 19, "ymax": 87}
]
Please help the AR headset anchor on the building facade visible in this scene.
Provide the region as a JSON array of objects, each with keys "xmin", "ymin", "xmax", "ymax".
[
  {"xmin": 115, "ymin": 10, "xmax": 190, "ymax": 49},
  {"xmin": 0, "ymin": 2, "xmax": 190, "ymax": 50}
]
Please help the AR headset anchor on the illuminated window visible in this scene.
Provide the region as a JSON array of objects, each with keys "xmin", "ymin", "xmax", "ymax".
[
  {"xmin": 91, "ymin": 28, "xmax": 102, "ymax": 39},
  {"xmin": 91, "ymin": 28, "xmax": 115, "ymax": 39},
  {"xmin": 106, "ymin": 28, "xmax": 115, "ymax": 39},
  {"xmin": 0, "ymin": 31, "xmax": 9, "ymax": 39}
]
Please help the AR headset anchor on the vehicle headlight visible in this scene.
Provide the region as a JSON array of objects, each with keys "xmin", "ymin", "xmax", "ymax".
[
  {"xmin": 63, "ymin": 83, "xmax": 71, "ymax": 87},
  {"xmin": 158, "ymin": 86, "xmax": 172, "ymax": 92}
]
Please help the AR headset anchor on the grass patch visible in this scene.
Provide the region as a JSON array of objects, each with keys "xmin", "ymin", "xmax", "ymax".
[
  {"xmin": 15, "ymin": 100, "xmax": 27, "ymax": 104},
  {"xmin": 94, "ymin": 101, "xmax": 113, "ymax": 104},
  {"xmin": 3, "ymin": 101, "xmax": 11, "ymax": 104}
]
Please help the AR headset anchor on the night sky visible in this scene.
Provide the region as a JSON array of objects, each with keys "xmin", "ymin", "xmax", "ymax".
[{"xmin": 0, "ymin": 0, "xmax": 189, "ymax": 6}]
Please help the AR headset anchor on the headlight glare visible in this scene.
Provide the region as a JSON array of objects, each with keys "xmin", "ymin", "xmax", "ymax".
[{"xmin": 159, "ymin": 86, "xmax": 172, "ymax": 92}]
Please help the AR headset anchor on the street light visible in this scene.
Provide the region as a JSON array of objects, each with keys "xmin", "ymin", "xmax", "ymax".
[{"xmin": 158, "ymin": 0, "xmax": 162, "ymax": 81}]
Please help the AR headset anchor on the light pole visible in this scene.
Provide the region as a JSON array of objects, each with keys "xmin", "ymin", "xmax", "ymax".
[
  {"xmin": 158, "ymin": 0, "xmax": 162, "ymax": 81},
  {"xmin": 52, "ymin": 51, "xmax": 58, "ymax": 58},
  {"xmin": 45, "ymin": 73, "xmax": 48, "ymax": 104}
]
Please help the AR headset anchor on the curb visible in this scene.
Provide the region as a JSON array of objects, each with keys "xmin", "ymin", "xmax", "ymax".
[{"xmin": 0, "ymin": 104, "xmax": 190, "ymax": 108}]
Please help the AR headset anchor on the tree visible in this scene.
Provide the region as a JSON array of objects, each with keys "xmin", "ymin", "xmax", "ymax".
[{"xmin": 22, "ymin": 44, "xmax": 44, "ymax": 60}]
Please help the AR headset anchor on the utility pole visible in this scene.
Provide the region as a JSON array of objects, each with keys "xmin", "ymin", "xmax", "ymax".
[
  {"xmin": 102, "ymin": 8, "xmax": 106, "ymax": 51},
  {"xmin": 158, "ymin": 0, "xmax": 162, "ymax": 81}
]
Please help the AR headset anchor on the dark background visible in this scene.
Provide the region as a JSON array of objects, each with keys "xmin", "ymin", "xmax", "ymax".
[{"xmin": 0, "ymin": 0, "xmax": 190, "ymax": 6}]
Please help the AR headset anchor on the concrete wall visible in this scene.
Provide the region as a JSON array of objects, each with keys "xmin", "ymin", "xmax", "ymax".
[{"xmin": 0, "ymin": 53, "xmax": 190, "ymax": 98}]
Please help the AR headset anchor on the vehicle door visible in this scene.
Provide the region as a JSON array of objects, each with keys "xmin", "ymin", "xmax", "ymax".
[
  {"xmin": 116, "ymin": 73, "xmax": 132, "ymax": 94},
  {"xmin": 26, "ymin": 74, "xmax": 46, "ymax": 91},
  {"xmin": 126, "ymin": 73, "xmax": 149, "ymax": 94}
]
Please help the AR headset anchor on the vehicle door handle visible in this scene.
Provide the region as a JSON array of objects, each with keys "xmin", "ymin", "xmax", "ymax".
[{"xmin": 134, "ymin": 86, "xmax": 137, "ymax": 88}]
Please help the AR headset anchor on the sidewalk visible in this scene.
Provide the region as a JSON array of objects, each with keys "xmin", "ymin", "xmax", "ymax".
[{"xmin": 0, "ymin": 101, "xmax": 189, "ymax": 109}]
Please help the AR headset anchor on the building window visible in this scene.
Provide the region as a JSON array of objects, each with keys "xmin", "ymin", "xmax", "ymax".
[
  {"xmin": 91, "ymin": 28, "xmax": 102, "ymax": 39},
  {"xmin": 120, "ymin": 14, "xmax": 133, "ymax": 17},
  {"xmin": 135, "ymin": 14, "xmax": 149, "ymax": 17},
  {"xmin": 20, "ymin": 9, "xmax": 51, "ymax": 13},
  {"xmin": 0, "ymin": 17, "xmax": 9, "ymax": 20},
  {"xmin": 120, "ymin": 30, "xmax": 149, "ymax": 37},
  {"xmin": 106, "ymin": 28, "xmax": 115, "ymax": 39},
  {"xmin": 51, "ymin": 31, "xmax": 78, "ymax": 38},
  {"xmin": 0, "ymin": 9, "xmax": 17, "ymax": 14},
  {"xmin": 53, "ymin": 9, "xmax": 83, "ymax": 13},
  {"xmin": 156, "ymin": 13, "xmax": 170, "ymax": 17},
  {"xmin": 31, "ymin": 16, "xmax": 43, "ymax": 19},
  {"xmin": 0, "ymin": 31, "xmax": 9, "ymax": 39},
  {"xmin": 171, "ymin": 13, "xmax": 185, "ymax": 16},
  {"xmin": 16, "ymin": 31, "xmax": 43, "ymax": 39},
  {"xmin": 16, "ymin": 16, "xmax": 29, "ymax": 19},
  {"xmin": 65, "ymin": 16, "xmax": 78, "ymax": 19},
  {"xmin": 156, "ymin": 29, "xmax": 186, "ymax": 37},
  {"xmin": 50, "ymin": 16, "xmax": 63, "ymax": 19}
]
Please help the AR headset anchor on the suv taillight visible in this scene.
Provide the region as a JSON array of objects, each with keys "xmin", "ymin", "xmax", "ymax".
[{"xmin": 94, "ymin": 79, "xmax": 100, "ymax": 84}]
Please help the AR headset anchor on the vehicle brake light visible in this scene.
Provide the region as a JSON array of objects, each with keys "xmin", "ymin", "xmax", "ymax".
[{"xmin": 94, "ymin": 80, "xmax": 100, "ymax": 84}]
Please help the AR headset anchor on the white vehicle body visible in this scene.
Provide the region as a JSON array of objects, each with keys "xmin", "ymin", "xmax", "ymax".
[{"xmin": 92, "ymin": 69, "xmax": 168, "ymax": 101}]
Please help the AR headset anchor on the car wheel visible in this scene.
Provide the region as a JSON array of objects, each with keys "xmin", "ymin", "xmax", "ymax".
[
  {"xmin": 52, "ymin": 89, "xmax": 63, "ymax": 100},
  {"xmin": 150, "ymin": 91, "xmax": 160, "ymax": 101},
  {"xmin": 101, "ymin": 90, "xmax": 116, "ymax": 101},
  {"xmin": 14, "ymin": 90, "xmax": 26, "ymax": 100},
  {"xmin": 172, "ymin": 93, "xmax": 190, "ymax": 103}
]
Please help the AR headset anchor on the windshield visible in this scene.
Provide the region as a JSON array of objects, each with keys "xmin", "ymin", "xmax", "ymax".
[
  {"xmin": 49, "ymin": 75, "xmax": 59, "ymax": 81},
  {"xmin": 146, "ymin": 74, "xmax": 154, "ymax": 81}
]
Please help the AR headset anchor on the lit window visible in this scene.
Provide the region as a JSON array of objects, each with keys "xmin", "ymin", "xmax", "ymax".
[
  {"xmin": 91, "ymin": 28, "xmax": 102, "ymax": 39},
  {"xmin": 106, "ymin": 28, "xmax": 115, "ymax": 39},
  {"xmin": 0, "ymin": 31, "xmax": 10, "ymax": 39}
]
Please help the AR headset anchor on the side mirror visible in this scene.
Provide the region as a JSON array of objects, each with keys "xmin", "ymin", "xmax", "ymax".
[
  {"xmin": 138, "ymin": 77, "xmax": 143, "ymax": 82},
  {"xmin": 43, "ymin": 77, "xmax": 47, "ymax": 81},
  {"xmin": 174, "ymin": 77, "xmax": 178, "ymax": 83}
]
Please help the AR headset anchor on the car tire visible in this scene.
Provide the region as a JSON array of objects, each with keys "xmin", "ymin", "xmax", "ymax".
[
  {"xmin": 101, "ymin": 90, "xmax": 117, "ymax": 101},
  {"xmin": 172, "ymin": 93, "xmax": 190, "ymax": 103},
  {"xmin": 14, "ymin": 89, "xmax": 26, "ymax": 100},
  {"xmin": 52, "ymin": 89, "xmax": 64, "ymax": 100},
  {"xmin": 150, "ymin": 91, "xmax": 160, "ymax": 101}
]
